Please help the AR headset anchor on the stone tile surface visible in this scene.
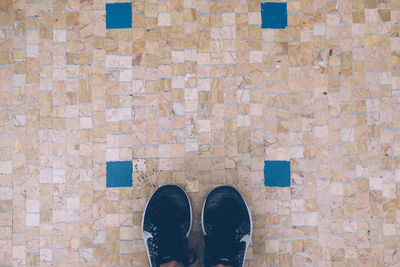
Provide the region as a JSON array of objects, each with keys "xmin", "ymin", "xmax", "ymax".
[{"xmin": 0, "ymin": 0, "xmax": 400, "ymax": 266}]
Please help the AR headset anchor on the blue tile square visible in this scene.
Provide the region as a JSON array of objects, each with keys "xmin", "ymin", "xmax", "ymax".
[
  {"xmin": 106, "ymin": 2, "xmax": 132, "ymax": 29},
  {"xmin": 106, "ymin": 161, "xmax": 132, "ymax": 187},
  {"xmin": 261, "ymin": 2, "xmax": 287, "ymax": 29},
  {"xmin": 264, "ymin": 160, "xmax": 291, "ymax": 187}
]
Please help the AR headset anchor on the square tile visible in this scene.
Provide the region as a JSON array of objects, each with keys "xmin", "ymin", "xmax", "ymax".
[
  {"xmin": 261, "ymin": 2, "xmax": 287, "ymax": 29},
  {"xmin": 264, "ymin": 160, "xmax": 291, "ymax": 187},
  {"xmin": 106, "ymin": 3, "xmax": 132, "ymax": 29},
  {"xmin": 106, "ymin": 161, "xmax": 132, "ymax": 187}
]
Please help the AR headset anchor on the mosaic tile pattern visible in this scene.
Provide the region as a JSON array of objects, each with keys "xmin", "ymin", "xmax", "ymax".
[{"xmin": 0, "ymin": 0, "xmax": 400, "ymax": 266}]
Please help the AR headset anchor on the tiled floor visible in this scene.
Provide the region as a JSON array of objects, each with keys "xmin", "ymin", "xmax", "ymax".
[{"xmin": 1, "ymin": 0, "xmax": 400, "ymax": 266}]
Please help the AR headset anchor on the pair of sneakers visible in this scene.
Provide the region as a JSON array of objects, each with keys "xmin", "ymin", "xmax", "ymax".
[{"xmin": 142, "ymin": 185, "xmax": 252, "ymax": 267}]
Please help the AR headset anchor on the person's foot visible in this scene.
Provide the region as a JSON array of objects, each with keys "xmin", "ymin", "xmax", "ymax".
[
  {"xmin": 142, "ymin": 185, "xmax": 196, "ymax": 267},
  {"xmin": 202, "ymin": 186, "xmax": 252, "ymax": 267}
]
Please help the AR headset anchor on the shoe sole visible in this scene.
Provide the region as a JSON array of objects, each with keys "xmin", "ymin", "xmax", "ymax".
[
  {"xmin": 142, "ymin": 184, "xmax": 193, "ymax": 267},
  {"xmin": 201, "ymin": 186, "xmax": 253, "ymax": 267}
]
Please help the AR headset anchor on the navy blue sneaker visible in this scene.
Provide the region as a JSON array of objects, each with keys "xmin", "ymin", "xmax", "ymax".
[
  {"xmin": 202, "ymin": 186, "xmax": 252, "ymax": 267},
  {"xmin": 142, "ymin": 185, "xmax": 196, "ymax": 267}
]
